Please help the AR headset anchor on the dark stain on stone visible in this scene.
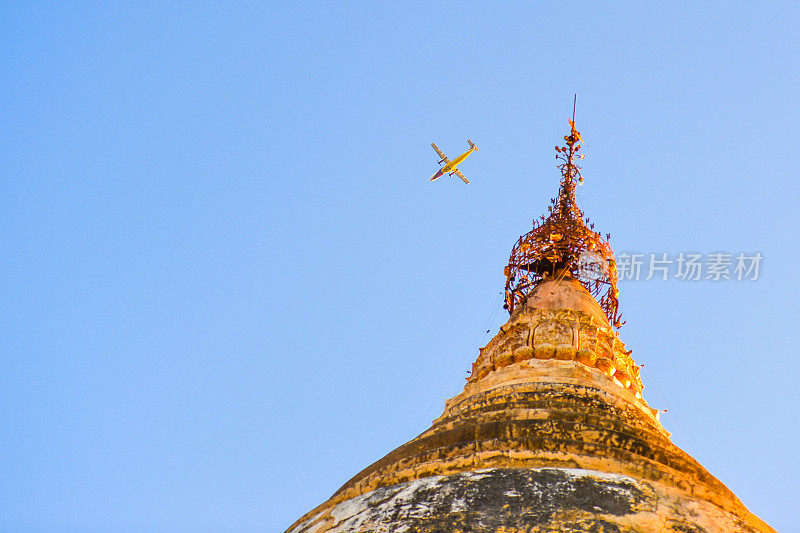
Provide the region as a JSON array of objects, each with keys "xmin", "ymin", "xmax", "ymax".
[
  {"xmin": 668, "ymin": 523, "xmax": 707, "ymax": 533},
  {"xmin": 343, "ymin": 468, "xmax": 652, "ymax": 532}
]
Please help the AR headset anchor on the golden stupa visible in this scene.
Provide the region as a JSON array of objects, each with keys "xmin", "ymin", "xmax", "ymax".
[{"xmin": 287, "ymin": 119, "xmax": 775, "ymax": 533}]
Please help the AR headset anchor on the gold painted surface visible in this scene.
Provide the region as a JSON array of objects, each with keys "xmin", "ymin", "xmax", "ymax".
[{"xmin": 288, "ymin": 280, "xmax": 774, "ymax": 533}]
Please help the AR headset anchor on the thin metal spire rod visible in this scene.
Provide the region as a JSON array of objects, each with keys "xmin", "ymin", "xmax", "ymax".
[{"xmin": 572, "ymin": 94, "xmax": 577, "ymax": 123}]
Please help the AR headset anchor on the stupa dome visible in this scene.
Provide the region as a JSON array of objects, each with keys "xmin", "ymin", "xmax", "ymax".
[{"xmin": 522, "ymin": 277, "xmax": 609, "ymax": 325}]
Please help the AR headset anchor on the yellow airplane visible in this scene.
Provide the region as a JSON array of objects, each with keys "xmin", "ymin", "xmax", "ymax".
[{"xmin": 430, "ymin": 139, "xmax": 478, "ymax": 184}]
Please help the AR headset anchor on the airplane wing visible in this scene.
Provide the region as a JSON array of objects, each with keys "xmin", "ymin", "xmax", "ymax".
[
  {"xmin": 431, "ymin": 143, "xmax": 450, "ymax": 164},
  {"xmin": 453, "ymin": 169, "xmax": 470, "ymax": 184}
]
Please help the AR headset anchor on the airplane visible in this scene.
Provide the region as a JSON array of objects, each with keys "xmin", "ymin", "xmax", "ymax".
[{"xmin": 430, "ymin": 139, "xmax": 478, "ymax": 184}]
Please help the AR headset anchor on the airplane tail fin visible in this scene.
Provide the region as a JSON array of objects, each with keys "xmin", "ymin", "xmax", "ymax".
[{"xmin": 468, "ymin": 139, "xmax": 478, "ymax": 151}]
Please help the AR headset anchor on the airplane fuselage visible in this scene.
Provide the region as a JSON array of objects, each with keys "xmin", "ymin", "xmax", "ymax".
[{"xmin": 442, "ymin": 146, "xmax": 476, "ymax": 173}]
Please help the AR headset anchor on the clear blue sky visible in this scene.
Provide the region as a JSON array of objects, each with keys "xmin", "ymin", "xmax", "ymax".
[{"xmin": 2, "ymin": 2, "xmax": 799, "ymax": 531}]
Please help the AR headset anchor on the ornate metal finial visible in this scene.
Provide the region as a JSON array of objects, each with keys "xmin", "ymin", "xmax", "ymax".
[
  {"xmin": 504, "ymin": 105, "xmax": 623, "ymax": 327},
  {"xmin": 553, "ymin": 98, "xmax": 586, "ymax": 219}
]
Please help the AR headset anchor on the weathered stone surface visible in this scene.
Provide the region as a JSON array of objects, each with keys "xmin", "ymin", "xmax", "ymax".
[
  {"xmin": 289, "ymin": 468, "xmax": 765, "ymax": 533},
  {"xmin": 287, "ymin": 280, "xmax": 774, "ymax": 533}
]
